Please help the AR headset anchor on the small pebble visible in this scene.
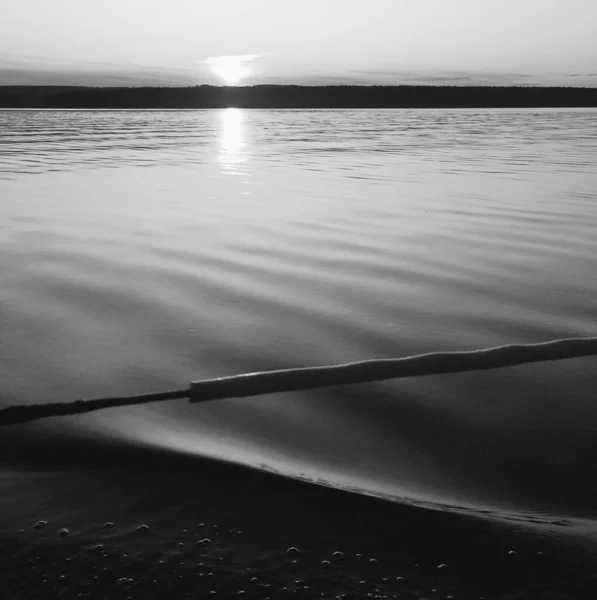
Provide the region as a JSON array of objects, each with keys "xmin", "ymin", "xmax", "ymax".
[
  {"xmin": 197, "ymin": 538, "xmax": 212, "ymax": 547},
  {"xmin": 103, "ymin": 522, "xmax": 115, "ymax": 529},
  {"xmin": 508, "ymin": 550, "xmax": 518, "ymax": 556},
  {"xmin": 58, "ymin": 528, "xmax": 70, "ymax": 538},
  {"xmin": 136, "ymin": 525, "xmax": 150, "ymax": 533},
  {"xmin": 33, "ymin": 520, "xmax": 48, "ymax": 530},
  {"xmin": 437, "ymin": 563, "xmax": 449, "ymax": 569}
]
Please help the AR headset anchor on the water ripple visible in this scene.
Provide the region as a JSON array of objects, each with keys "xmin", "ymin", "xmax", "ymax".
[{"xmin": 1, "ymin": 108, "xmax": 597, "ymax": 524}]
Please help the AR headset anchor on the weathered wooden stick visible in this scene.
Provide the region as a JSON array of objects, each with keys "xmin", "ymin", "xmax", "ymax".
[
  {"xmin": 0, "ymin": 390, "xmax": 188, "ymax": 427},
  {"xmin": 0, "ymin": 337, "xmax": 595, "ymax": 427},
  {"xmin": 189, "ymin": 336, "xmax": 597, "ymax": 402}
]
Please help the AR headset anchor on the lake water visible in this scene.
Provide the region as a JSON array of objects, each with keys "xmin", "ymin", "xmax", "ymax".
[{"xmin": 1, "ymin": 108, "xmax": 597, "ymax": 526}]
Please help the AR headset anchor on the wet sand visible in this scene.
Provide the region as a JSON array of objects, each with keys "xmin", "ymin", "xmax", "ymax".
[{"xmin": 2, "ymin": 446, "xmax": 596, "ymax": 599}]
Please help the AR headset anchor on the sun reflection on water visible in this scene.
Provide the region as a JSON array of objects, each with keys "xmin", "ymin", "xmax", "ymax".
[{"xmin": 218, "ymin": 108, "xmax": 246, "ymax": 175}]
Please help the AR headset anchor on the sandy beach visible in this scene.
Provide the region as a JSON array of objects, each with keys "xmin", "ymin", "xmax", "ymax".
[{"xmin": 2, "ymin": 443, "xmax": 597, "ymax": 599}]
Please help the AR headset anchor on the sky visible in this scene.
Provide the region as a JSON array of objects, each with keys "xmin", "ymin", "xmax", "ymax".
[{"xmin": 0, "ymin": 0, "xmax": 596, "ymax": 87}]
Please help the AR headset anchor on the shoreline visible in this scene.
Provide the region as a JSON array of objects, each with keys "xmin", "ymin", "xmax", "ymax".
[{"xmin": 2, "ymin": 453, "xmax": 597, "ymax": 599}]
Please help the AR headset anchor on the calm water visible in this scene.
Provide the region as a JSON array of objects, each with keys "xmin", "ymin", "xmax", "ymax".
[{"xmin": 1, "ymin": 108, "xmax": 597, "ymax": 524}]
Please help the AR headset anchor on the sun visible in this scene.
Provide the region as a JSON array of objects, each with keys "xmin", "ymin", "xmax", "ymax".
[{"xmin": 206, "ymin": 55, "xmax": 252, "ymax": 86}]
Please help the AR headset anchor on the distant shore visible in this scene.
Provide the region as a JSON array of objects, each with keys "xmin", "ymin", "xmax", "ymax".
[{"xmin": 1, "ymin": 84, "xmax": 597, "ymax": 109}]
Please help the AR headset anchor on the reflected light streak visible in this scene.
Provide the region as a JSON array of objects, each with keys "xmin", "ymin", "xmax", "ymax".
[{"xmin": 218, "ymin": 108, "xmax": 246, "ymax": 174}]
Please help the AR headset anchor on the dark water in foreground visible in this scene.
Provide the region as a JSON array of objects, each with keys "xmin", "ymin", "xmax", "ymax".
[{"xmin": 1, "ymin": 108, "xmax": 596, "ymax": 529}]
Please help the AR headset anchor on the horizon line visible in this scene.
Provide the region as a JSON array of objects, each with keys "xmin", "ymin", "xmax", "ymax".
[{"xmin": 2, "ymin": 83, "xmax": 597, "ymax": 90}]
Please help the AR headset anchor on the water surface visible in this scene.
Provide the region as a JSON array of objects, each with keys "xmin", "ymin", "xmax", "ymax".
[{"xmin": 1, "ymin": 108, "xmax": 596, "ymax": 525}]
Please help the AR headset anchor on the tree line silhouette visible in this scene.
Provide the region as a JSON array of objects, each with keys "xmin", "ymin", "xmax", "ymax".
[{"xmin": 1, "ymin": 85, "xmax": 596, "ymax": 109}]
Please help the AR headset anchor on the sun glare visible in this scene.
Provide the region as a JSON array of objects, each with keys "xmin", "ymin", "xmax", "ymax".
[
  {"xmin": 219, "ymin": 108, "xmax": 244, "ymax": 172},
  {"xmin": 206, "ymin": 55, "xmax": 253, "ymax": 86}
]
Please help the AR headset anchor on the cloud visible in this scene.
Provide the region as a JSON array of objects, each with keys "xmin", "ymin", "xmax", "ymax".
[
  {"xmin": 200, "ymin": 53, "xmax": 267, "ymax": 66},
  {"xmin": 260, "ymin": 74, "xmax": 374, "ymax": 86},
  {"xmin": 0, "ymin": 57, "xmax": 594, "ymax": 88},
  {"xmin": 254, "ymin": 68, "xmax": 542, "ymax": 87},
  {"xmin": 404, "ymin": 76, "xmax": 476, "ymax": 83},
  {"xmin": 0, "ymin": 66, "xmax": 197, "ymax": 87}
]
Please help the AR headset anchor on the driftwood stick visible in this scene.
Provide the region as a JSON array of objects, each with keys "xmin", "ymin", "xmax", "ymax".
[
  {"xmin": 1, "ymin": 337, "xmax": 595, "ymax": 427},
  {"xmin": 0, "ymin": 390, "xmax": 188, "ymax": 427},
  {"xmin": 190, "ymin": 336, "xmax": 597, "ymax": 402}
]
